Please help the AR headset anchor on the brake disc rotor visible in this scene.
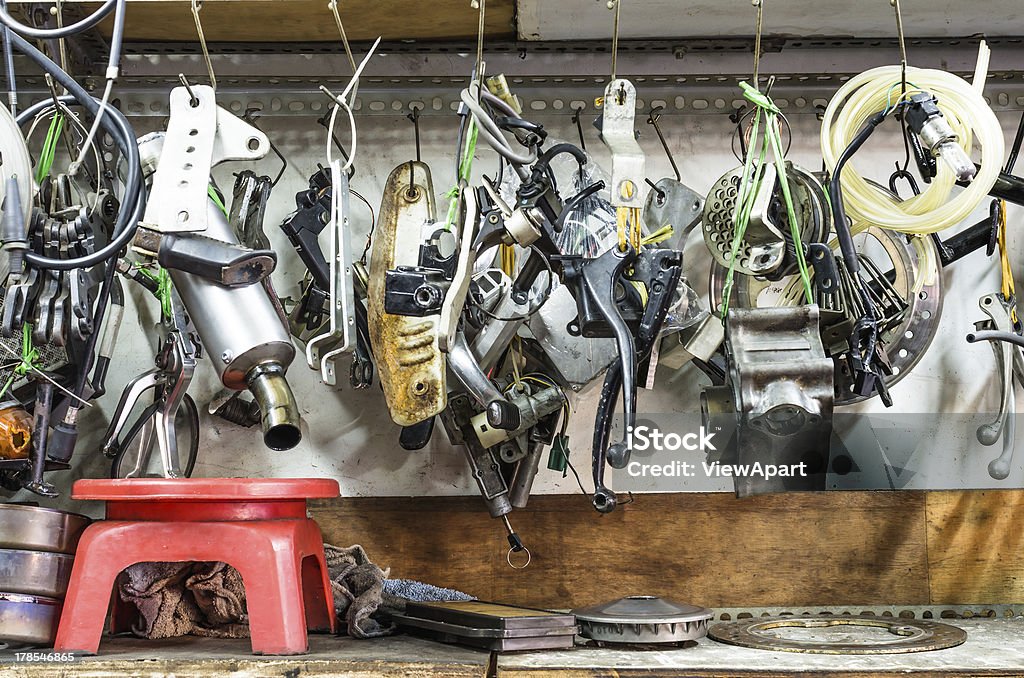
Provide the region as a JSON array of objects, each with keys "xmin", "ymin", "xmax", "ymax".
[
  {"xmin": 708, "ymin": 615, "xmax": 967, "ymax": 654},
  {"xmin": 709, "ymin": 226, "xmax": 942, "ymax": 406}
]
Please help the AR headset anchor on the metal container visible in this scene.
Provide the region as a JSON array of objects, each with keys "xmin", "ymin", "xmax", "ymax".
[
  {"xmin": 0, "ymin": 504, "xmax": 90, "ymax": 555},
  {"xmin": 573, "ymin": 595, "xmax": 713, "ymax": 645},
  {"xmin": 0, "ymin": 549, "xmax": 74, "ymax": 598},
  {"xmin": 0, "ymin": 592, "xmax": 61, "ymax": 647}
]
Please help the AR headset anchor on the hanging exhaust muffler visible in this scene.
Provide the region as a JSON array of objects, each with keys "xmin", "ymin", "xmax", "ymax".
[{"xmin": 135, "ymin": 85, "xmax": 302, "ymax": 450}]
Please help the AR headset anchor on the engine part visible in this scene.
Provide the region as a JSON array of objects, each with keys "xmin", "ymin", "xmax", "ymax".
[
  {"xmin": 644, "ymin": 177, "xmax": 704, "ymax": 253},
  {"xmin": 709, "ymin": 226, "xmax": 941, "ymax": 405},
  {"xmin": 438, "ymin": 185, "xmax": 479, "ymax": 352},
  {"xmin": 0, "ymin": 401, "xmax": 32, "ymax": 459},
  {"xmin": 137, "ymin": 97, "xmax": 302, "ymax": 451},
  {"xmin": 703, "ymin": 163, "xmax": 829, "ymax": 277},
  {"xmin": 703, "ymin": 305, "xmax": 833, "ymax": 496},
  {"xmin": 574, "ymin": 596, "xmax": 712, "ymax": 645},
  {"xmin": 0, "ymin": 592, "xmax": 61, "ymax": 647},
  {"xmin": 448, "ymin": 332, "xmax": 519, "ymax": 431},
  {"xmin": 0, "ymin": 549, "xmax": 73, "ymax": 598},
  {"xmin": 0, "ymin": 504, "xmax": 90, "ymax": 554},
  {"xmin": 368, "ymin": 162, "xmax": 447, "ymax": 426},
  {"xmin": 708, "ymin": 615, "xmax": 967, "ymax": 654}
]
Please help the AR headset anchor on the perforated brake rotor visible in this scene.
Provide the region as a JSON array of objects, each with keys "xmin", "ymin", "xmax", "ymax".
[
  {"xmin": 709, "ymin": 226, "xmax": 942, "ymax": 406},
  {"xmin": 702, "ymin": 163, "xmax": 829, "ymax": 276},
  {"xmin": 708, "ymin": 615, "xmax": 967, "ymax": 654}
]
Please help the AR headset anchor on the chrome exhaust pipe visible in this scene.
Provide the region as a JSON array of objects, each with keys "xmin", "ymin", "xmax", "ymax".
[{"xmin": 247, "ymin": 363, "xmax": 302, "ymax": 451}]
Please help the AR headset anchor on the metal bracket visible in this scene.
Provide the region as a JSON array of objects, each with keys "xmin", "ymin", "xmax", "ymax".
[
  {"xmin": 308, "ymin": 163, "xmax": 357, "ymax": 386},
  {"xmin": 142, "ymin": 85, "xmax": 268, "ymax": 234},
  {"xmin": 600, "ymin": 79, "xmax": 646, "ymax": 210}
]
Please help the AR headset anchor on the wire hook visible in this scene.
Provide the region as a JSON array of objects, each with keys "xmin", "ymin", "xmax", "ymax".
[
  {"xmin": 571, "ymin": 104, "xmax": 586, "ymax": 151},
  {"xmin": 178, "ymin": 73, "xmax": 199, "ymax": 107},
  {"xmin": 190, "ymin": 0, "xmax": 216, "ymax": 90},
  {"xmin": 646, "ymin": 105, "xmax": 680, "ymax": 182}
]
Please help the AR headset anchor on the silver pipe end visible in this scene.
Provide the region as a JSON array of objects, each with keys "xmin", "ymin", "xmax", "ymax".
[{"xmin": 246, "ymin": 363, "xmax": 302, "ymax": 451}]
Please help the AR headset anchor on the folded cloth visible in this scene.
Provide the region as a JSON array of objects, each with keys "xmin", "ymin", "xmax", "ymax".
[
  {"xmin": 118, "ymin": 561, "xmax": 248, "ymax": 639},
  {"xmin": 117, "ymin": 545, "xmax": 473, "ymax": 640}
]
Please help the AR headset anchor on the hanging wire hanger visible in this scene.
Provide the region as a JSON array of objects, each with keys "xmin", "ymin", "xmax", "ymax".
[{"xmin": 191, "ymin": 0, "xmax": 216, "ymax": 90}]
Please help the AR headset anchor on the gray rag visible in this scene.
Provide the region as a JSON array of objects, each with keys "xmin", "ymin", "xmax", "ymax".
[{"xmin": 117, "ymin": 545, "xmax": 472, "ymax": 640}]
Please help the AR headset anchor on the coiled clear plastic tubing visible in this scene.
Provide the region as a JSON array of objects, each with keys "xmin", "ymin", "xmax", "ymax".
[{"xmin": 821, "ymin": 64, "xmax": 1004, "ymax": 235}]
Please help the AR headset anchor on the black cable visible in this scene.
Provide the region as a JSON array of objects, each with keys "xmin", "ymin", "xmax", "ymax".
[
  {"xmin": 0, "ymin": 0, "xmax": 118, "ymax": 39},
  {"xmin": 12, "ymin": 35, "xmax": 144, "ymax": 270},
  {"xmin": 0, "ymin": 1, "xmax": 14, "ymax": 114},
  {"xmin": 828, "ymin": 110, "xmax": 887, "ymax": 276},
  {"xmin": 1006, "ymin": 110, "xmax": 1024, "ymax": 175},
  {"xmin": 554, "ymin": 181, "xmax": 604, "ymax": 232},
  {"xmin": 967, "ymin": 330, "xmax": 1024, "ymax": 350}
]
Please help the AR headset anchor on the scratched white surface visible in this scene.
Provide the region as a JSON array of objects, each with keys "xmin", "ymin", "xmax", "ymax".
[
  {"xmin": 500, "ymin": 619, "xmax": 1024, "ymax": 672},
  {"xmin": 7, "ymin": 69, "xmax": 1024, "ymax": 513}
]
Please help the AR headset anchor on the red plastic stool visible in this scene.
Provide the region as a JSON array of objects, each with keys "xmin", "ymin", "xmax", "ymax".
[{"xmin": 54, "ymin": 478, "xmax": 339, "ymax": 655}]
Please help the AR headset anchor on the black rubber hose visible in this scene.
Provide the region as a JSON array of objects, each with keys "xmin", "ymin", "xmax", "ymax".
[
  {"xmin": 12, "ymin": 35, "xmax": 144, "ymax": 270},
  {"xmin": 828, "ymin": 110, "xmax": 887, "ymax": 276},
  {"xmin": 0, "ymin": 0, "xmax": 118, "ymax": 40}
]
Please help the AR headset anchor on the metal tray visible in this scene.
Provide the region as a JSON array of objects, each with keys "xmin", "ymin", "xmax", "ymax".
[
  {"xmin": 0, "ymin": 504, "xmax": 90, "ymax": 555},
  {"xmin": 393, "ymin": 612, "xmax": 579, "ymax": 639},
  {"xmin": 403, "ymin": 600, "xmax": 576, "ymax": 631},
  {"xmin": 0, "ymin": 592, "xmax": 61, "ymax": 648},
  {"xmin": 0, "ymin": 549, "xmax": 74, "ymax": 598}
]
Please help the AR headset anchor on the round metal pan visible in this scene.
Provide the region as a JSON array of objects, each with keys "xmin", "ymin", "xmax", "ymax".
[
  {"xmin": 0, "ymin": 549, "xmax": 74, "ymax": 598},
  {"xmin": 0, "ymin": 504, "xmax": 90, "ymax": 554},
  {"xmin": 0, "ymin": 592, "xmax": 61, "ymax": 648}
]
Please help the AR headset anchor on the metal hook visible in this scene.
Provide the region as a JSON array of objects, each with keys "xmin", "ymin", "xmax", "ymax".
[
  {"xmin": 646, "ymin": 105, "xmax": 680, "ymax": 182},
  {"xmin": 571, "ymin": 104, "xmax": 586, "ymax": 151},
  {"xmin": 178, "ymin": 73, "xmax": 199, "ymax": 107},
  {"xmin": 407, "ymin": 105, "xmax": 422, "ymax": 162},
  {"xmin": 242, "ymin": 108, "xmax": 288, "ymax": 187},
  {"xmin": 190, "ymin": 0, "xmax": 216, "ymax": 90}
]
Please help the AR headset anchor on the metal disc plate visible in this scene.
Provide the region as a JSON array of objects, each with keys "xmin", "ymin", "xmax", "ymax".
[
  {"xmin": 574, "ymin": 596, "xmax": 713, "ymax": 644},
  {"xmin": 708, "ymin": 615, "xmax": 967, "ymax": 654}
]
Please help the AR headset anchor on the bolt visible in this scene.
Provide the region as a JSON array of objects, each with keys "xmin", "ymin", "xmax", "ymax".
[
  {"xmin": 220, "ymin": 350, "xmax": 234, "ymax": 364},
  {"xmin": 619, "ymin": 180, "xmax": 636, "ymax": 200}
]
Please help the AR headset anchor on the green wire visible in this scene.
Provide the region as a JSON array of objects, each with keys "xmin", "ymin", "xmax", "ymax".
[
  {"xmin": 35, "ymin": 112, "xmax": 64, "ymax": 183},
  {"xmin": 208, "ymin": 185, "xmax": 229, "ymax": 218},
  {"xmin": 720, "ymin": 81, "xmax": 814, "ymax": 318},
  {"xmin": 443, "ymin": 118, "xmax": 479, "ymax": 232},
  {"xmin": 0, "ymin": 324, "xmax": 41, "ymax": 400}
]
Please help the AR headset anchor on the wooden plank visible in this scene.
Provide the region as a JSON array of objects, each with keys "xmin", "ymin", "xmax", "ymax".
[
  {"xmin": 310, "ymin": 491, "xmax": 931, "ymax": 609},
  {"xmin": 927, "ymin": 490, "xmax": 1024, "ymax": 604},
  {"xmin": 28, "ymin": 0, "xmax": 516, "ymax": 43}
]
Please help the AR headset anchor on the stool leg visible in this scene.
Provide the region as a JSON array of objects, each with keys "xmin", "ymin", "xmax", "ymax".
[
  {"xmin": 235, "ymin": 530, "xmax": 309, "ymax": 655},
  {"xmin": 54, "ymin": 525, "xmax": 137, "ymax": 654},
  {"xmin": 300, "ymin": 554, "xmax": 333, "ymax": 633}
]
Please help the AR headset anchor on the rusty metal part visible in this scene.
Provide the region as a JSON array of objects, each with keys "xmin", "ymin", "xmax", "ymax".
[
  {"xmin": 575, "ymin": 596, "xmax": 713, "ymax": 645},
  {"xmin": 0, "ymin": 402, "xmax": 32, "ymax": 459},
  {"xmin": 368, "ymin": 162, "xmax": 446, "ymax": 426},
  {"xmin": 708, "ymin": 615, "xmax": 967, "ymax": 654}
]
